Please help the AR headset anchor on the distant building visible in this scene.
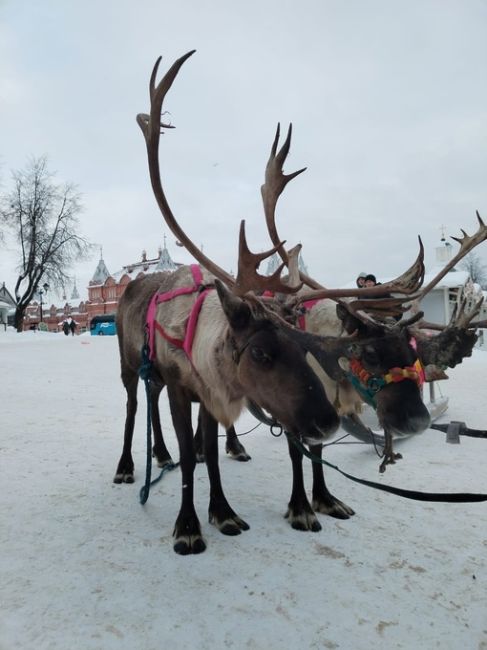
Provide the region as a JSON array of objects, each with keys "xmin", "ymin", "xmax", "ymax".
[
  {"xmin": 381, "ymin": 237, "xmax": 487, "ymax": 349},
  {"xmin": 0, "ymin": 283, "xmax": 16, "ymax": 329},
  {"xmin": 16, "ymin": 240, "xmax": 182, "ymax": 333},
  {"xmin": 85, "ymin": 241, "xmax": 182, "ymax": 325},
  {"xmin": 417, "ymin": 239, "xmax": 486, "ymax": 329}
]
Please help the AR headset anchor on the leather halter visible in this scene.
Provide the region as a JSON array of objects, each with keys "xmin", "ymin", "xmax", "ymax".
[
  {"xmin": 345, "ymin": 352, "xmax": 425, "ymax": 407},
  {"xmin": 296, "ymin": 299, "xmax": 425, "ymax": 408},
  {"xmin": 145, "ymin": 264, "xmax": 213, "ymax": 362}
]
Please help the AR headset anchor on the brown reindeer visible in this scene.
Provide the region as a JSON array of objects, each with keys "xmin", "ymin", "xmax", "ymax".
[
  {"xmin": 260, "ymin": 124, "xmax": 485, "ymax": 529},
  {"xmin": 116, "ymin": 51, "xmax": 373, "ymax": 555}
]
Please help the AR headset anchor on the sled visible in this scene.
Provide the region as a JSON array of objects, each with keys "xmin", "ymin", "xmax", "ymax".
[{"xmin": 340, "ymin": 381, "xmax": 449, "ymax": 446}]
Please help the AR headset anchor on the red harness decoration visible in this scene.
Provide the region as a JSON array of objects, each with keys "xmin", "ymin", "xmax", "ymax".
[
  {"xmin": 297, "ymin": 299, "xmax": 321, "ymax": 330},
  {"xmin": 145, "ymin": 264, "xmax": 213, "ymax": 362},
  {"xmin": 297, "ymin": 301, "xmax": 425, "ymax": 395}
]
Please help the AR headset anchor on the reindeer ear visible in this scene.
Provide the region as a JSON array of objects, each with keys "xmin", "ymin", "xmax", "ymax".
[{"xmin": 214, "ymin": 279, "xmax": 251, "ymax": 331}]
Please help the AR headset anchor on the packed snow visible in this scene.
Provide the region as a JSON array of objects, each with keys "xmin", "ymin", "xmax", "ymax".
[{"xmin": 1, "ymin": 330, "xmax": 486, "ymax": 650}]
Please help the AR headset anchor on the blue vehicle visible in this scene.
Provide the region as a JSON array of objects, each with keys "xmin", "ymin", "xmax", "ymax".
[{"xmin": 90, "ymin": 314, "xmax": 117, "ymax": 336}]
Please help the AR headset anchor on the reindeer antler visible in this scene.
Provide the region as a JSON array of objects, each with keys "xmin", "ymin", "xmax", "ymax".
[
  {"xmin": 138, "ymin": 52, "xmax": 300, "ymax": 297},
  {"xmin": 262, "ymin": 124, "xmax": 322, "ymax": 290},
  {"xmin": 234, "ymin": 222, "xmax": 302, "ymax": 296},
  {"xmin": 417, "ymin": 212, "xmax": 487, "ymax": 300},
  {"xmin": 137, "ymin": 52, "xmax": 236, "ymax": 285},
  {"xmin": 260, "ymin": 123, "xmax": 426, "ymax": 321},
  {"xmin": 294, "ymin": 240, "xmax": 425, "ymax": 321},
  {"xmin": 418, "ymin": 295, "xmax": 484, "ymax": 331}
]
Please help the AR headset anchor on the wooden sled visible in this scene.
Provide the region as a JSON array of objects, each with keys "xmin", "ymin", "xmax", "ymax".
[{"xmin": 340, "ymin": 382, "xmax": 449, "ymax": 446}]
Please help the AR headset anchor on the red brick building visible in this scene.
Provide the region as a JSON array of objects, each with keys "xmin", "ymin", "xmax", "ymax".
[{"xmin": 22, "ymin": 243, "xmax": 181, "ymax": 333}]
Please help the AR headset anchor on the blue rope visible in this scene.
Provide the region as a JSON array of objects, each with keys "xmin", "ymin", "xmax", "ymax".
[
  {"xmin": 345, "ymin": 372, "xmax": 384, "ymax": 408},
  {"xmin": 139, "ymin": 461, "xmax": 179, "ymax": 505},
  {"xmin": 138, "ymin": 343, "xmax": 179, "ymax": 505}
]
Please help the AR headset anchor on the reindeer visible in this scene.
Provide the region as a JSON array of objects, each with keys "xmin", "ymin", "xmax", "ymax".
[{"xmin": 259, "ymin": 124, "xmax": 485, "ymax": 530}]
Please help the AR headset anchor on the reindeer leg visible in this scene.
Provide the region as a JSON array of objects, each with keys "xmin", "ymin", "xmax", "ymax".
[
  {"xmin": 150, "ymin": 382, "xmax": 174, "ymax": 468},
  {"xmin": 225, "ymin": 426, "xmax": 251, "ymax": 462},
  {"xmin": 167, "ymin": 383, "xmax": 205, "ymax": 555},
  {"xmin": 285, "ymin": 436, "xmax": 321, "ymax": 532},
  {"xmin": 310, "ymin": 444, "xmax": 355, "ymax": 518},
  {"xmin": 114, "ymin": 369, "xmax": 139, "ymax": 484},
  {"xmin": 200, "ymin": 405, "xmax": 249, "ymax": 535},
  {"xmin": 195, "ymin": 416, "xmax": 251, "ymax": 463},
  {"xmin": 379, "ymin": 428, "xmax": 402, "ymax": 474},
  {"xmin": 193, "ymin": 408, "xmax": 205, "ymax": 463}
]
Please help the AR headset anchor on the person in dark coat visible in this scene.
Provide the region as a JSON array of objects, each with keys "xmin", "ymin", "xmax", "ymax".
[{"xmin": 364, "ymin": 273, "xmax": 378, "ymax": 287}]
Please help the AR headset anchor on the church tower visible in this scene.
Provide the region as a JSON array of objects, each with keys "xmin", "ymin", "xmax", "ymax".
[
  {"xmin": 155, "ymin": 235, "xmax": 178, "ymax": 272},
  {"xmin": 90, "ymin": 247, "xmax": 111, "ymax": 285}
]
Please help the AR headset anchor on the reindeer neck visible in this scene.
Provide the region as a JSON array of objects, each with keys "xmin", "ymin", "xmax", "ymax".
[{"xmin": 190, "ymin": 296, "xmax": 247, "ymax": 427}]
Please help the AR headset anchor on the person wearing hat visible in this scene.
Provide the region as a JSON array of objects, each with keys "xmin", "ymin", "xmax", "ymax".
[
  {"xmin": 364, "ymin": 273, "xmax": 377, "ymax": 288},
  {"xmin": 356, "ymin": 272, "xmax": 367, "ymax": 288}
]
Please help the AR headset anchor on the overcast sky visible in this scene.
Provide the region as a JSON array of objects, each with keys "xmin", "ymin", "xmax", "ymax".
[{"xmin": 1, "ymin": 0, "xmax": 487, "ymax": 302}]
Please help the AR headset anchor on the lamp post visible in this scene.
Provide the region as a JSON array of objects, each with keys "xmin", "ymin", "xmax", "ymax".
[{"xmin": 38, "ymin": 282, "xmax": 50, "ymax": 325}]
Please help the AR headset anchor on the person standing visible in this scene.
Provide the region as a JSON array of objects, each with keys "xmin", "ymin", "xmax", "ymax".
[
  {"xmin": 68, "ymin": 317, "xmax": 77, "ymax": 336},
  {"xmin": 356, "ymin": 272, "xmax": 367, "ymax": 288}
]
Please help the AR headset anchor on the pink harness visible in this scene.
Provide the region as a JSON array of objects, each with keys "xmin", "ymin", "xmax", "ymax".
[
  {"xmin": 261, "ymin": 292, "xmax": 320, "ymax": 332},
  {"xmin": 145, "ymin": 264, "xmax": 213, "ymax": 362},
  {"xmin": 298, "ymin": 299, "xmax": 320, "ymax": 330}
]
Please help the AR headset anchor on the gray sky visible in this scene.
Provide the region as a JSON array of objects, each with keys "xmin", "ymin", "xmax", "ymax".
[{"xmin": 1, "ymin": 0, "xmax": 487, "ymax": 302}]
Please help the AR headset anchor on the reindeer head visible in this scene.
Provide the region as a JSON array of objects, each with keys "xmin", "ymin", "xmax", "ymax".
[
  {"xmin": 334, "ymin": 312, "xmax": 431, "ymax": 435},
  {"xmin": 214, "ymin": 280, "xmax": 339, "ymax": 442}
]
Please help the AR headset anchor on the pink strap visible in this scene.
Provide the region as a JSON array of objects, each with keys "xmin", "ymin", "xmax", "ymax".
[
  {"xmin": 298, "ymin": 299, "xmax": 320, "ymax": 330},
  {"xmin": 183, "ymin": 289, "xmax": 213, "ymax": 360},
  {"xmin": 146, "ymin": 264, "xmax": 210, "ymax": 362}
]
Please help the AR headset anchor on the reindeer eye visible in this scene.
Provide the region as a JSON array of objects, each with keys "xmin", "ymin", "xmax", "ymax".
[
  {"xmin": 361, "ymin": 346, "xmax": 380, "ymax": 366},
  {"xmin": 250, "ymin": 346, "xmax": 272, "ymax": 365}
]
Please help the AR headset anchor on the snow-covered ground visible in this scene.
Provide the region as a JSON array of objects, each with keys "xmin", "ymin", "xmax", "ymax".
[{"xmin": 1, "ymin": 330, "xmax": 486, "ymax": 650}]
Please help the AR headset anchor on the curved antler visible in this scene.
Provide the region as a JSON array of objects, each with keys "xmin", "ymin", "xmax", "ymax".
[
  {"xmin": 260, "ymin": 123, "xmax": 426, "ymax": 322},
  {"xmin": 137, "ymin": 51, "xmax": 236, "ymax": 285},
  {"xmin": 418, "ymin": 295, "xmax": 484, "ymax": 331},
  {"xmin": 416, "ymin": 212, "xmax": 487, "ymax": 300},
  {"xmin": 261, "ymin": 124, "xmax": 322, "ymax": 290},
  {"xmin": 138, "ymin": 53, "xmax": 302, "ymax": 297},
  {"xmin": 234, "ymin": 222, "xmax": 302, "ymax": 296}
]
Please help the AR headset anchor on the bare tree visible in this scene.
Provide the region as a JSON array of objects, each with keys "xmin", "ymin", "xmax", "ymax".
[
  {"xmin": 460, "ymin": 251, "xmax": 487, "ymax": 289},
  {"xmin": 0, "ymin": 157, "xmax": 93, "ymax": 331}
]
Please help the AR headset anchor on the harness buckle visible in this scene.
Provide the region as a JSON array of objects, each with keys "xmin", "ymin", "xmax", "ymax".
[{"xmin": 367, "ymin": 377, "xmax": 383, "ymax": 393}]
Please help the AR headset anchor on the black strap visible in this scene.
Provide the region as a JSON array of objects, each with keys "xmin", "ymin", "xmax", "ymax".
[
  {"xmin": 286, "ymin": 433, "xmax": 487, "ymax": 503},
  {"xmin": 430, "ymin": 422, "xmax": 487, "ymax": 439}
]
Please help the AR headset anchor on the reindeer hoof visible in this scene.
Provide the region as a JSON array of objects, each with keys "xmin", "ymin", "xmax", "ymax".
[
  {"xmin": 113, "ymin": 472, "xmax": 134, "ymax": 484},
  {"xmin": 209, "ymin": 513, "xmax": 250, "ymax": 535},
  {"xmin": 154, "ymin": 455, "xmax": 175, "ymax": 469},
  {"xmin": 285, "ymin": 508, "xmax": 322, "ymax": 532},
  {"xmin": 225, "ymin": 441, "xmax": 251, "ymax": 462},
  {"xmin": 312, "ymin": 496, "xmax": 355, "ymax": 519},
  {"xmin": 173, "ymin": 536, "xmax": 206, "ymax": 555},
  {"xmin": 379, "ymin": 452, "xmax": 403, "ymax": 473}
]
